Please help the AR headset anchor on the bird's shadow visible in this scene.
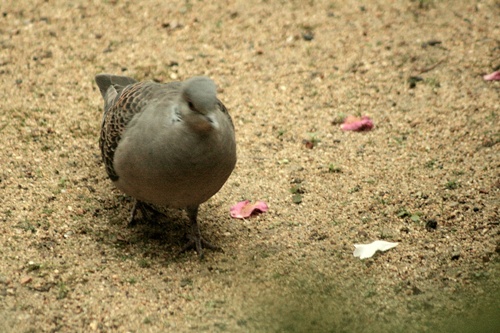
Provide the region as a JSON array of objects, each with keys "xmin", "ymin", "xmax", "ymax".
[{"xmin": 104, "ymin": 196, "xmax": 194, "ymax": 262}]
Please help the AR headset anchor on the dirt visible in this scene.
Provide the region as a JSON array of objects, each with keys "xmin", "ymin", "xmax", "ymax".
[{"xmin": 0, "ymin": 0, "xmax": 499, "ymax": 332}]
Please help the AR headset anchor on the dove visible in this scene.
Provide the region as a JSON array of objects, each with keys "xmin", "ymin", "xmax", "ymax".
[{"xmin": 95, "ymin": 74, "xmax": 237, "ymax": 258}]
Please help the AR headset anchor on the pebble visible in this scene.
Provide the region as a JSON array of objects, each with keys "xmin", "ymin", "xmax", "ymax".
[
  {"xmin": 0, "ymin": 275, "xmax": 11, "ymax": 285},
  {"xmin": 21, "ymin": 276, "xmax": 32, "ymax": 284},
  {"xmin": 89, "ymin": 320, "xmax": 98, "ymax": 331},
  {"xmin": 302, "ymin": 32, "xmax": 314, "ymax": 41},
  {"xmin": 425, "ymin": 220, "xmax": 438, "ymax": 230}
]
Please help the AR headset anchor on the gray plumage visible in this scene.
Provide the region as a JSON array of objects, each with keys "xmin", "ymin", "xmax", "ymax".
[{"xmin": 95, "ymin": 74, "xmax": 237, "ymax": 258}]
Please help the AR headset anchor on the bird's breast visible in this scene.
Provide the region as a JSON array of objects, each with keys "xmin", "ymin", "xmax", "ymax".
[{"xmin": 112, "ymin": 114, "xmax": 236, "ymax": 208}]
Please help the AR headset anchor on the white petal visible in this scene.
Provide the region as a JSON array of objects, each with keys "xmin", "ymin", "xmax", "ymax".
[{"xmin": 353, "ymin": 240, "xmax": 398, "ymax": 259}]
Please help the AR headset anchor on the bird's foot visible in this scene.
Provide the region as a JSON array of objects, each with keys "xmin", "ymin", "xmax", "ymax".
[
  {"xmin": 128, "ymin": 200, "xmax": 164, "ymax": 227},
  {"xmin": 177, "ymin": 205, "xmax": 223, "ymax": 259},
  {"xmin": 178, "ymin": 235, "xmax": 222, "ymax": 260}
]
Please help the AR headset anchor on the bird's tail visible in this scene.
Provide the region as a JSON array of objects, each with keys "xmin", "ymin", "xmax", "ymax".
[
  {"xmin": 95, "ymin": 74, "xmax": 137, "ymax": 98},
  {"xmin": 95, "ymin": 74, "xmax": 137, "ymax": 118}
]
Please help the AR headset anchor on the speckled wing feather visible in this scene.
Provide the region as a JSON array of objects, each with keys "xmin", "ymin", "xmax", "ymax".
[{"xmin": 96, "ymin": 75, "xmax": 177, "ymax": 182}]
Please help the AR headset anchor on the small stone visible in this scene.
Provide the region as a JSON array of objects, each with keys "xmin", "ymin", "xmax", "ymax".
[
  {"xmin": 303, "ymin": 139, "xmax": 315, "ymax": 149},
  {"xmin": 302, "ymin": 32, "xmax": 314, "ymax": 41},
  {"xmin": 27, "ymin": 262, "xmax": 41, "ymax": 272},
  {"xmin": 21, "ymin": 276, "xmax": 32, "ymax": 285},
  {"xmin": 162, "ymin": 20, "xmax": 182, "ymax": 30},
  {"xmin": 411, "ymin": 286, "xmax": 423, "ymax": 295},
  {"xmin": 89, "ymin": 320, "xmax": 98, "ymax": 331},
  {"xmin": 425, "ymin": 220, "xmax": 438, "ymax": 231},
  {"xmin": 358, "ymin": 230, "xmax": 368, "ymax": 238},
  {"xmin": 33, "ymin": 282, "xmax": 55, "ymax": 292},
  {"xmin": 421, "ymin": 40, "xmax": 442, "ymax": 48},
  {"xmin": 408, "ymin": 76, "xmax": 423, "ymax": 89},
  {"xmin": 0, "ymin": 275, "xmax": 11, "ymax": 285}
]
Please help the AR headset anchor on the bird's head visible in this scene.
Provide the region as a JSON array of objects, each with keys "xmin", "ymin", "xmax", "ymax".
[{"xmin": 180, "ymin": 76, "xmax": 221, "ymax": 134}]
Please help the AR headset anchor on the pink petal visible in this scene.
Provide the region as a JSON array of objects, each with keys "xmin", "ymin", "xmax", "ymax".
[
  {"xmin": 230, "ymin": 200, "xmax": 249, "ymax": 218},
  {"xmin": 230, "ymin": 200, "xmax": 269, "ymax": 219},
  {"xmin": 340, "ymin": 115, "xmax": 374, "ymax": 131},
  {"xmin": 483, "ymin": 71, "xmax": 500, "ymax": 81}
]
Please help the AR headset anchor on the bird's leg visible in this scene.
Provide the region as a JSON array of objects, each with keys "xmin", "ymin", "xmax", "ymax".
[
  {"xmin": 128, "ymin": 200, "xmax": 142, "ymax": 227},
  {"xmin": 128, "ymin": 200, "xmax": 163, "ymax": 226},
  {"xmin": 179, "ymin": 205, "xmax": 221, "ymax": 259}
]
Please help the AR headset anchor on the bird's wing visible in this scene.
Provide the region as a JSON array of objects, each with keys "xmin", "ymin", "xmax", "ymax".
[{"xmin": 97, "ymin": 75, "xmax": 161, "ymax": 181}]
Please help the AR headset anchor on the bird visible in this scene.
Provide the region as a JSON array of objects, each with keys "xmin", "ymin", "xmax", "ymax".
[{"xmin": 95, "ymin": 74, "xmax": 237, "ymax": 259}]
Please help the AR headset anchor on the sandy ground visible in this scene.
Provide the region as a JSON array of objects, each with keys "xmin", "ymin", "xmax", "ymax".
[{"xmin": 0, "ymin": 0, "xmax": 499, "ymax": 332}]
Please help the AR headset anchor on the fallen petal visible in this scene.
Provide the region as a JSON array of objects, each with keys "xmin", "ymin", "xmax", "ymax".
[
  {"xmin": 230, "ymin": 200, "xmax": 269, "ymax": 219},
  {"xmin": 483, "ymin": 71, "xmax": 500, "ymax": 81},
  {"xmin": 353, "ymin": 240, "xmax": 398, "ymax": 259},
  {"xmin": 341, "ymin": 115, "xmax": 374, "ymax": 131}
]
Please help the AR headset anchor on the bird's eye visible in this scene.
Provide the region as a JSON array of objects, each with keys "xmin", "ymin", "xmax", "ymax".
[
  {"xmin": 219, "ymin": 102, "xmax": 227, "ymax": 113},
  {"xmin": 188, "ymin": 101, "xmax": 195, "ymax": 110}
]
